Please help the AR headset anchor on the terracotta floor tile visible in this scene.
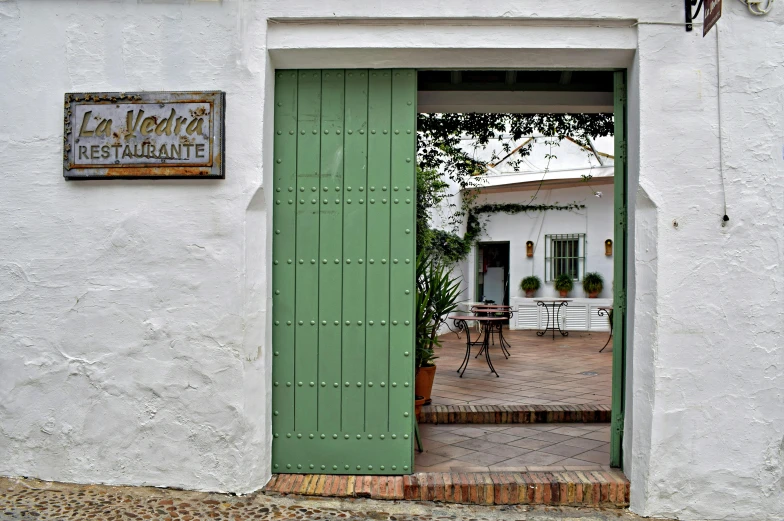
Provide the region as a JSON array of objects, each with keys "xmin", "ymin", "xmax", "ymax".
[
  {"xmin": 582, "ymin": 431, "xmax": 612, "ymax": 442},
  {"xmin": 424, "ymin": 432, "xmax": 470, "ymax": 445},
  {"xmin": 451, "ymin": 451, "xmax": 510, "ymax": 467},
  {"xmin": 453, "ymin": 438, "xmax": 501, "ymax": 452},
  {"xmin": 509, "ymin": 438, "xmax": 557, "ymax": 451},
  {"xmin": 527, "ymin": 432, "xmax": 575, "ymax": 443},
  {"xmin": 549, "ymin": 426, "xmax": 594, "ymax": 437},
  {"xmin": 414, "ymin": 452, "xmax": 453, "ymax": 467},
  {"xmin": 453, "ymin": 427, "xmax": 495, "ymax": 438},
  {"xmin": 500, "ymin": 426, "xmax": 545, "ymax": 437},
  {"xmin": 474, "ymin": 432, "xmax": 522, "ymax": 444},
  {"xmin": 425, "ymin": 444, "xmax": 477, "ymax": 459},
  {"xmin": 540, "ymin": 443, "xmax": 591, "ymax": 458},
  {"xmin": 561, "ymin": 438, "xmax": 607, "ymax": 450},
  {"xmin": 430, "ymin": 329, "xmax": 612, "ymax": 406},
  {"xmin": 572, "ymin": 450, "xmax": 610, "ymax": 464},
  {"xmin": 500, "ymin": 452, "xmax": 565, "ymax": 467},
  {"xmin": 482, "ymin": 443, "xmax": 531, "ymax": 458}
]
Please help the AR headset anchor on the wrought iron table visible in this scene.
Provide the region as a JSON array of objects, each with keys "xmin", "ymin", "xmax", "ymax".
[
  {"xmin": 450, "ymin": 315, "xmax": 508, "ymax": 377},
  {"xmin": 470, "ymin": 305, "xmax": 514, "ymax": 358},
  {"xmin": 597, "ymin": 306, "xmax": 613, "ymax": 352},
  {"xmin": 533, "ymin": 298, "xmax": 572, "ymax": 339}
]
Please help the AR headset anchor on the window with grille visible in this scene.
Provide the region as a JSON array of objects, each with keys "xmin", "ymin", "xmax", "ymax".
[{"xmin": 544, "ymin": 234, "xmax": 585, "ymax": 282}]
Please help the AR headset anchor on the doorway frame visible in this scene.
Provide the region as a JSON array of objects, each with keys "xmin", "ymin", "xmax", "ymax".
[{"xmin": 267, "ymin": 21, "xmax": 637, "ymax": 477}]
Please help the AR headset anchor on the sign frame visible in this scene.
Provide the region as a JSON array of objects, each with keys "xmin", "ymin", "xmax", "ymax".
[{"xmin": 63, "ymin": 91, "xmax": 225, "ymax": 180}]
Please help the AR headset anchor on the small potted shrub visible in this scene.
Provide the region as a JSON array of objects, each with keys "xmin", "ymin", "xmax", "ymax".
[
  {"xmin": 520, "ymin": 275, "xmax": 541, "ymax": 298},
  {"xmin": 554, "ymin": 273, "xmax": 573, "ymax": 297},
  {"xmin": 583, "ymin": 272, "xmax": 604, "ymax": 298},
  {"xmin": 415, "ymin": 252, "xmax": 461, "ymax": 405}
]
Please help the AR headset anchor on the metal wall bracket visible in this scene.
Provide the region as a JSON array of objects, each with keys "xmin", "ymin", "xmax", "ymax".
[{"xmin": 685, "ymin": 0, "xmax": 705, "ymax": 31}]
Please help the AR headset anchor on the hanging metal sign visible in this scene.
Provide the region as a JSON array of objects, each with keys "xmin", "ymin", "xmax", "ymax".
[
  {"xmin": 685, "ymin": 0, "xmax": 722, "ymax": 34},
  {"xmin": 703, "ymin": 0, "xmax": 722, "ymax": 36},
  {"xmin": 63, "ymin": 91, "xmax": 225, "ymax": 179}
]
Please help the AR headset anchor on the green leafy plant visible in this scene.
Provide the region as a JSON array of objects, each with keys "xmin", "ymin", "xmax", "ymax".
[
  {"xmin": 582, "ymin": 272, "xmax": 604, "ymax": 295},
  {"xmin": 554, "ymin": 273, "xmax": 574, "ymax": 293},
  {"xmin": 520, "ymin": 276, "xmax": 541, "ymax": 292},
  {"xmin": 416, "ymin": 252, "xmax": 462, "ymax": 371}
]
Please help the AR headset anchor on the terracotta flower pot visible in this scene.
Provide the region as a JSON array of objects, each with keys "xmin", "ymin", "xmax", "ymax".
[
  {"xmin": 525, "ymin": 289, "xmax": 535, "ymax": 298},
  {"xmin": 415, "ymin": 396, "xmax": 426, "ymax": 417},
  {"xmin": 559, "ymin": 290, "xmax": 569, "ymax": 297},
  {"xmin": 415, "ymin": 365, "xmax": 437, "ymax": 405},
  {"xmin": 588, "ymin": 291, "xmax": 599, "ymax": 298}
]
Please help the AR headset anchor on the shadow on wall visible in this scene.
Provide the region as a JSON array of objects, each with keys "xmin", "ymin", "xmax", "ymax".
[
  {"xmin": 627, "ymin": 184, "xmax": 658, "ymax": 514},
  {"xmin": 244, "ymin": 185, "xmax": 266, "ymax": 362}
]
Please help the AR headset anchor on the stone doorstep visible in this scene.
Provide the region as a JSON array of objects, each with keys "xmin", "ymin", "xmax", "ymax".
[
  {"xmin": 418, "ymin": 404, "xmax": 611, "ymax": 424},
  {"xmin": 263, "ymin": 470, "xmax": 629, "ymax": 507}
]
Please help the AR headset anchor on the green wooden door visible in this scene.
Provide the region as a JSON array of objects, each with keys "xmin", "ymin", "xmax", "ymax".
[
  {"xmin": 271, "ymin": 69, "xmax": 417, "ymax": 475},
  {"xmin": 610, "ymin": 70, "xmax": 627, "ymax": 468}
]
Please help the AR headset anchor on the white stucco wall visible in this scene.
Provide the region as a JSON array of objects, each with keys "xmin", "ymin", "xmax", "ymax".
[
  {"xmin": 464, "ymin": 186, "xmax": 614, "ymax": 301},
  {"xmin": 1, "ymin": 2, "xmax": 782, "ymax": 520}
]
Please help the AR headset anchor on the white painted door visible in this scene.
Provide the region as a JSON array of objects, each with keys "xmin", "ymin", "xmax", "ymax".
[{"xmin": 483, "ymin": 267, "xmax": 505, "ymax": 304}]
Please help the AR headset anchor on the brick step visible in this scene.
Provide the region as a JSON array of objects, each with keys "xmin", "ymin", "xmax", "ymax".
[
  {"xmin": 418, "ymin": 404, "xmax": 611, "ymax": 424},
  {"xmin": 264, "ymin": 470, "xmax": 629, "ymax": 507}
]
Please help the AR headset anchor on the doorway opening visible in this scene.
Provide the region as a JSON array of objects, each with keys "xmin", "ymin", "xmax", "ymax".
[
  {"xmin": 476, "ymin": 241, "xmax": 510, "ymax": 306},
  {"xmin": 415, "ymin": 68, "xmax": 625, "ymax": 475},
  {"xmin": 268, "ymin": 65, "xmax": 628, "ymax": 493}
]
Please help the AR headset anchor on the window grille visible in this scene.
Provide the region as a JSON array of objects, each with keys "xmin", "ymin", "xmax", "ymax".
[{"xmin": 544, "ymin": 234, "xmax": 585, "ymax": 282}]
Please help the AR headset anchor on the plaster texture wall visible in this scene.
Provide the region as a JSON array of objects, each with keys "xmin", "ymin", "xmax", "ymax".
[
  {"xmin": 0, "ymin": 1, "xmax": 782, "ymax": 520},
  {"xmin": 0, "ymin": 0, "xmax": 273, "ymax": 494}
]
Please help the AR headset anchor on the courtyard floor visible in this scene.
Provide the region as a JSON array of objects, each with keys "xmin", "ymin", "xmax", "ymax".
[
  {"xmin": 415, "ymin": 423, "xmax": 610, "ymax": 473},
  {"xmin": 430, "ymin": 328, "xmax": 612, "ymax": 407}
]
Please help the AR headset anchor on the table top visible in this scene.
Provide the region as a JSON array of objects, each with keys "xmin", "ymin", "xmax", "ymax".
[
  {"xmin": 533, "ymin": 298, "xmax": 573, "ymax": 303},
  {"xmin": 451, "ymin": 315, "xmax": 508, "ymax": 321}
]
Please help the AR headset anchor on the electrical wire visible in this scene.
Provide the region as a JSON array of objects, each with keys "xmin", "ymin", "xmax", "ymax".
[
  {"xmin": 716, "ymin": 26, "xmax": 730, "ymax": 227},
  {"xmin": 738, "ymin": 0, "xmax": 775, "ymax": 15}
]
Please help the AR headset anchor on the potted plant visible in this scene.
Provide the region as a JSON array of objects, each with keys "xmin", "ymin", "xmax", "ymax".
[
  {"xmin": 554, "ymin": 273, "xmax": 574, "ymax": 297},
  {"xmin": 415, "ymin": 395, "xmax": 426, "ymax": 417},
  {"xmin": 583, "ymin": 272, "xmax": 604, "ymax": 298},
  {"xmin": 519, "ymin": 275, "xmax": 541, "ymax": 298},
  {"xmin": 415, "ymin": 252, "xmax": 462, "ymax": 406}
]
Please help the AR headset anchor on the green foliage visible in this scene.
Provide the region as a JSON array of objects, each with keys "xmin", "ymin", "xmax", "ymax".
[
  {"xmin": 417, "ymin": 113, "xmax": 614, "ymax": 189},
  {"xmin": 416, "ymin": 252, "xmax": 462, "ymax": 370},
  {"xmin": 520, "ymin": 276, "xmax": 541, "ymax": 292},
  {"xmin": 582, "ymin": 272, "xmax": 604, "ymax": 294},
  {"xmin": 416, "ymin": 167, "xmax": 450, "ymax": 256},
  {"xmin": 554, "ymin": 273, "xmax": 574, "ymax": 293},
  {"xmin": 421, "ymin": 201, "xmax": 586, "ymax": 264},
  {"xmin": 415, "ymin": 112, "xmax": 608, "ymax": 264}
]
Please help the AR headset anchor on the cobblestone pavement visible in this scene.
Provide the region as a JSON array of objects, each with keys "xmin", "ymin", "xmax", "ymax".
[{"xmin": 1, "ymin": 476, "xmax": 661, "ymax": 521}]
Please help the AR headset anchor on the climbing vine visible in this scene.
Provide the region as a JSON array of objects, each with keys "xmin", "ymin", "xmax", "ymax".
[
  {"xmin": 425, "ymin": 202, "xmax": 586, "ymax": 264},
  {"xmin": 416, "ymin": 112, "xmax": 610, "ymax": 264}
]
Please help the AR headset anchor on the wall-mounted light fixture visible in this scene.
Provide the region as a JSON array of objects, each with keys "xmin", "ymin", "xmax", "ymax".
[
  {"xmin": 526, "ymin": 241, "xmax": 534, "ymax": 257},
  {"xmin": 605, "ymin": 239, "xmax": 613, "ymax": 256}
]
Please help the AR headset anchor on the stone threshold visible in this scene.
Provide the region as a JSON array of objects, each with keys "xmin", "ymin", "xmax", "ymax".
[
  {"xmin": 264, "ymin": 470, "xmax": 629, "ymax": 507},
  {"xmin": 418, "ymin": 404, "xmax": 611, "ymax": 424}
]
